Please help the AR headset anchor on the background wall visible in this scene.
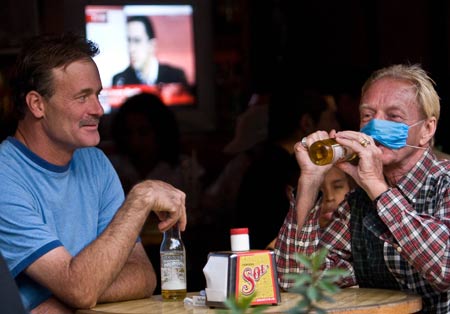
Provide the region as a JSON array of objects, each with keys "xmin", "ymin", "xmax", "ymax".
[
  {"xmin": 245, "ymin": 0, "xmax": 450, "ymax": 151},
  {"xmin": 1, "ymin": 0, "xmax": 449, "ymax": 151}
]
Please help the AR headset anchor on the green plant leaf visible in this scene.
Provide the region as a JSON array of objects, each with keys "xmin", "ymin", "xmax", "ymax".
[
  {"xmin": 238, "ymin": 295, "xmax": 255, "ymax": 309},
  {"xmin": 321, "ymin": 294, "xmax": 337, "ymax": 303},
  {"xmin": 317, "ymin": 280, "xmax": 341, "ymax": 294},
  {"xmin": 222, "ymin": 299, "xmax": 239, "ymax": 313},
  {"xmin": 311, "ymin": 248, "xmax": 328, "ymax": 270},
  {"xmin": 221, "ymin": 248, "xmax": 345, "ymax": 314},
  {"xmin": 306, "ymin": 286, "xmax": 319, "ymax": 302},
  {"xmin": 323, "ymin": 268, "xmax": 349, "ymax": 277},
  {"xmin": 296, "ymin": 297, "xmax": 312, "ymax": 308},
  {"xmin": 287, "ymin": 302, "xmax": 314, "ymax": 314},
  {"xmin": 287, "ymin": 285, "xmax": 308, "ymax": 295},
  {"xmin": 220, "ymin": 294, "xmax": 272, "ymax": 314},
  {"xmin": 294, "ymin": 253, "xmax": 313, "ymax": 269},
  {"xmin": 286, "ymin": 273, "xmax": 312, "ymax": 286},
  {"xmin": 221, "ymin": 294, "xmax": 257, "ymax": 314},
  {"xmin": 252, "ymin": 305, "xmax": 269, "ymax": 314}
]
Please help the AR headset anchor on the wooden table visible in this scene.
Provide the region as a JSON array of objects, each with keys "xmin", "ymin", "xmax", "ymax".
[{"xmin": 76, "ymin": 288, "xmax": 422, "ymax": 314}]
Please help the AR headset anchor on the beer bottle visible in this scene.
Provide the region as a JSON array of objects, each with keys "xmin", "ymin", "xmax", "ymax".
[
  {"xmin": 308, "ymin": 138, "xmax": 358, "ymax": 165},
  {"xmin": 160, "ymin": 224, "xmax": 187, "ymax": 301}
]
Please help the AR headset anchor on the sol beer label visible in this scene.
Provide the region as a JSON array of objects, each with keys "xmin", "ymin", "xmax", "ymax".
[{"xmin": 234, "ymin": 251, "xmax": 278, "ymax": 305}]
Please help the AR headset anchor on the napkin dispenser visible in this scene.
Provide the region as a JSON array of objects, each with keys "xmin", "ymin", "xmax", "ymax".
[{"xmin": 203, "ymin": 250, "xmax": 281, "ymax": 308}]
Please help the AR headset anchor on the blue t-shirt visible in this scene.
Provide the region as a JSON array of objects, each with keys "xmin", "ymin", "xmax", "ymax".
[{"xmin": 0, "ymin": 137, "xmax": 125, "ymax": 311}]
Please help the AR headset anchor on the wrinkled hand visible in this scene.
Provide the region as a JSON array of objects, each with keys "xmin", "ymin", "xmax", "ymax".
[
  {"xmin": 128, "ymin": 180, "xmax": 187, "ymax": 232},
  {"xmin": 295, "ymin": 130, "xmax": 335, "ymax": 178},
  {"xmin": 334, "ymin": 131, "xmax": 387, "ymax": 199}
]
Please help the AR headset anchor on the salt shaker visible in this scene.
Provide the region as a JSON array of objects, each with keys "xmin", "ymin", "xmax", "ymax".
[{"xmin": 230, "ymin": 228, "xmax": 250, "ymax": 251}]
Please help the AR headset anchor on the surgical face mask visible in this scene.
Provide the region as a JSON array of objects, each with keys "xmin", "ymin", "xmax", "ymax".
[{"xmin": 360, "ymin": 118, "xmax": 425, "ymax": 149}]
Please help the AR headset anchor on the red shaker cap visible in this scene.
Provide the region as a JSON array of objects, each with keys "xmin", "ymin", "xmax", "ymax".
[{"xmin": 230, "ymin": 228, "xmax": 249, "ymax": 235}]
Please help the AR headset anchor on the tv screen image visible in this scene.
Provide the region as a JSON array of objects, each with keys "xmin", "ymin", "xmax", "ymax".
[{"xmin": 85, "ymin": 4, "xmax": 196, "ymax": 113}]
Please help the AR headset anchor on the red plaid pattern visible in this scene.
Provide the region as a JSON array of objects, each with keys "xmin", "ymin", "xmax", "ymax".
[{"xmin": 274, "ymin": 149, "xmax": 450, "ymax": 313}]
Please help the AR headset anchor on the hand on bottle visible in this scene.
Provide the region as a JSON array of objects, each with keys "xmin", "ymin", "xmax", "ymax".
[
  {"xmin": 127, "ymin": 180, "xmax": 187, "ymax": 232},
  {"xmin": 295, "ymin": 130, "xmax": 335, "ymax": 176},
  {"xmin": 334, "ymin": 131, "xmax": 388, "ymax": 199}
]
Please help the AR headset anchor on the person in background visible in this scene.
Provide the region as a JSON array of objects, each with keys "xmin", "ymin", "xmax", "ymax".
[
  {"xmin": 232, "ymin": 88, "xmax": 341, "ymax": 250},
  {"xmin": 201, "ymin": 92, "xmax": 270, "ymax": 225},
  {"xmin": 109, "ymin": 92, "xmax": 204, "ymax": 211},
  {"xmin": 108, "ymin": 92, "xmax": 204, "ymax": 292},
  {"xmin": 0, "ymin": 33, "xmax": 186, "ymax": 314},
  {"xmin": 271, "ymin": 167, "xmax": 355, "ymax": 282},
  {"xmin": 279, "ymin": 64, "xmax": 450, "ymax": 313},
  {"xmin": 112, "ymin": 16, "xmax": 189, "ymax": 94},
  {"xmin": 0, "ymin": 69, "xmax": 17, "ymax": 142}
]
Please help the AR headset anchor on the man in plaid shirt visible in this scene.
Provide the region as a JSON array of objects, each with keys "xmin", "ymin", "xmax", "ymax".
[{"xmin": 274, "ymin": 64, "xmax": 450, "ymax": 314}]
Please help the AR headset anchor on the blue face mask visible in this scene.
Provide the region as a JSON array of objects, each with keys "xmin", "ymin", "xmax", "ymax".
[{"xmin": 360, "ymin": 119, "xmax": 424, "ymax": 149}]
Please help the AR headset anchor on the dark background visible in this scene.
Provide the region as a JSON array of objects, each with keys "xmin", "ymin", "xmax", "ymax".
[{"xmin": 1, "ymin": 0, "xmax": 450, "ymax": 153}]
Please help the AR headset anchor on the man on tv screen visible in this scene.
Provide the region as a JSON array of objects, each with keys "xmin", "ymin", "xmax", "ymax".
[{"xmin": 112, "ymin": 16, "xmax": 189, "ymax": 88}]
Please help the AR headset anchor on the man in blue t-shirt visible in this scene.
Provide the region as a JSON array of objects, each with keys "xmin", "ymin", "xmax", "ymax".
[{"xmin": 0, "ymin": 33, "xmax": 187, "ymax": 314}]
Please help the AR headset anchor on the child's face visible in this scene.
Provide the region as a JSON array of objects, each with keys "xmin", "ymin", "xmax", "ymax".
[{"xmin": 319, "ymin": 167, "xmax": 351, "ymax": 227}]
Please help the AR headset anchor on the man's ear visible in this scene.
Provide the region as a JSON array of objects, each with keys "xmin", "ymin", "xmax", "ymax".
[
  {"xmin": 25, "ymin": 91, "xmax": 45, "ymax": 119},
  {"xmin": 421, "ymin": 117, "xmax": 437, "ymax": 146}
]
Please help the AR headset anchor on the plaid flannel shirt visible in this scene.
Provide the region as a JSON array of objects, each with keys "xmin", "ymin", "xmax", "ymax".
[
  {"xmin": 274, "ymin": 149, "xmax": 450, "ymax": 314},
  {"xmin": 274, "ymin": 193, "xmax": 328, "ymax": 289}
]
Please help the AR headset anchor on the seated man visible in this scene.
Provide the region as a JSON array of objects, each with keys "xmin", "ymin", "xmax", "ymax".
[
  {"xmin": 277, "ymin": 64, "xmax": 450, "ymax": 313},
  {"xmin": 0, "ymin": 33, "xmax": 186, "ymax": 314}
]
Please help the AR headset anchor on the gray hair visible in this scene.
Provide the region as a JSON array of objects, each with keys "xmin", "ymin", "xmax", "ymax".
[{"xmin": 361, "ymin": 64, "xmax": 440, "ymax": 121}]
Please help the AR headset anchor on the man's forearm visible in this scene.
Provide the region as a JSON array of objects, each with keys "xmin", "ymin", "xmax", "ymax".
[
  {"xmin": 27, "ymin": 180, "xmax": 185, "ymax": 309},
  {"xmin": 66, "ymin": 203, "xmax": 149, "ymax": 306},
  {"xmin": 31, "ymin": 202, "xmax": 151, "ymax": 309},
  {"xmin": 31, "ymin": 297, "xmax": 74, "ymax": 314},
  {"xmin": 98, "ymin": 243, "xmax": 156, "ymax": 303}
]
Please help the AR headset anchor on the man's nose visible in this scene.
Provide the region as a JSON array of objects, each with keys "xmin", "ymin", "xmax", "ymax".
[
  {"xmin": 374, "ymin": 112, "xmax": 386, "ymax": 120},
  {"xmin": 91, "ymin": 96, "xmax": 104, "ymax": 116}
]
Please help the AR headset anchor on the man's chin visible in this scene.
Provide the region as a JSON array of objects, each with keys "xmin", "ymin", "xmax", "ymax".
[
  {"xmin": 80, "ymin": 135, "xmax": 101, "ymax": 147},
  {"xmin": 379, "ymin": 145, "xmax": 397, "ymax": 154},
  {"xmin": 379, "ymin": 149, "xmax": 400, "ymax": 167}
]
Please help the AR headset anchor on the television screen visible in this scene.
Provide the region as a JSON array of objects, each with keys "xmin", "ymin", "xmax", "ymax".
[{"xmin": 85, "ymin": 4, "xmax": 196, "ymax": 113}]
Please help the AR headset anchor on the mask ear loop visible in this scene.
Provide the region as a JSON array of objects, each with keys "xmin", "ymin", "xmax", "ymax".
[
  {"xmin": 405, "ymin": 119, "xmax": 428, "ymax": 150},
  {"xmin": 409, "ymin": 119, "xmax": 425, "ymax": 127},
  {"xmin": 405, "ymin": 144, "xmax": 427, "ymax": 150}
]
